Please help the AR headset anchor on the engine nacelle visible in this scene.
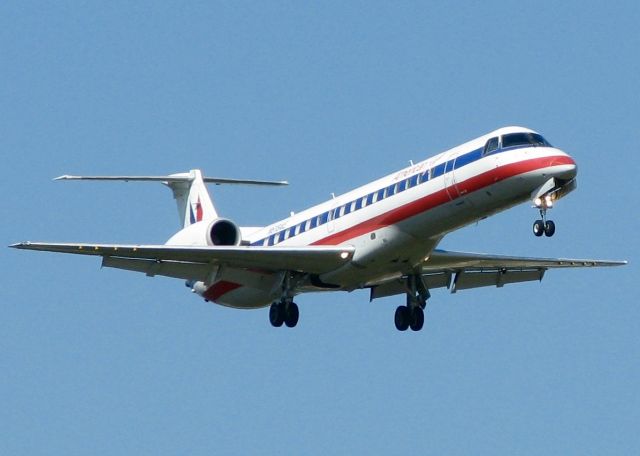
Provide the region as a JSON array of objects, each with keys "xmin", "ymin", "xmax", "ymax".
[{"xmin": 166, "ymin": 218, "xmax": 242, "ymax": 246}]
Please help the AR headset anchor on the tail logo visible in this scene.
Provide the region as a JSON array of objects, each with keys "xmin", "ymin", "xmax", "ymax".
[{"xmin": 189, "ymin": 196, "xmax": 204, "ymax": 224}]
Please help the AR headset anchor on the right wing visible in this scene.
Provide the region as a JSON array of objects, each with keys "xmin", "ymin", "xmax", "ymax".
[
  {"xmin": 10, "ymin": 242, "xmax": 355, "ymax": 281},
  {"xmin": 369, "ymin": 248, "xmax": 627, "ymax": 300}
]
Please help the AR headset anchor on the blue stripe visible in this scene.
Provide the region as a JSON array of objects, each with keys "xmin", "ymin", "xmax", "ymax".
[
  {"xmin": 454, "ymin": 147, "xmax": 483, "ymax": 170},
  {"xmin": 250, "ymin": 145, "xmax": 536, "ymax": 246}
]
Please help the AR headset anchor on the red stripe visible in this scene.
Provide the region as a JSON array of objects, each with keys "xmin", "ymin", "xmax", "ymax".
[
  {"xmin": 204, "ymin": 280, "xmax": 242, "ymax": 301},
  {"xmin": 313, "ymin": 155, "xmax": 574, "ymax": 246},
  {"xmin": 206, "ymin": 155, "xmax": 574, "ymax": 300}
]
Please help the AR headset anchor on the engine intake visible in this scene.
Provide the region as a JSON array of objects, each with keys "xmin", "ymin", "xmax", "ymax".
[
  {"xmin": 165, "ymin": 218, "xmax": 242, "ymax": 247},
  {"xmin": 208, "ymin": 219, "xmax": 241, "ymax": 246}
]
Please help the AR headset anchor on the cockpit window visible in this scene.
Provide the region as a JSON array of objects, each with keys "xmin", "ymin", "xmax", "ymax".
[
  {"xmin": 483, "ymin": 137, "xmax": 499, "ymax": 155},
  {"xmin": 502, "ymin": 132, "xmax": 552, "ymax": 149}
]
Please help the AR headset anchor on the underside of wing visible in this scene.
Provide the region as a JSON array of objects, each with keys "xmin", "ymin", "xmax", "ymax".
[
  {"xmin": 424, "ymin": 249, "xmax": 626, "ymax": 270},
  {"xmin": 11, "ymin": 242, "xmax": 355, "ymax": 279},
  {"xmin": 369, "ymin": 248, "xmax": 627, "ymax": 300}
]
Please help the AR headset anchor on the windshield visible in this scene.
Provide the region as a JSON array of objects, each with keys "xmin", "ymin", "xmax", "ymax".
[{"xmin": 501, "ymin": 132, "xmax": 552, "ymax": 148}]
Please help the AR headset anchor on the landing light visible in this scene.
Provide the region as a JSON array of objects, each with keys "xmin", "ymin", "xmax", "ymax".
[
  {"xmin": 534, "ymin": 197, "xmax": 543, "ymax": 207},
  {"xmin": 545, "ymin": 195, "xmax": 553, "ymax": 207},
  {"xmin": 340, "ymin": 251, "xmax": 350, "ymax": 259}
]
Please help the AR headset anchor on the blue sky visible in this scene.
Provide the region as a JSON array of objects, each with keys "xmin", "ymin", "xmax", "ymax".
[{"xmin": 2, "ymin": 1, "xmax": 638, "ymax": 454}]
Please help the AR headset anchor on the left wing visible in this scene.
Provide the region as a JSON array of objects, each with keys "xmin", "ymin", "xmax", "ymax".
[
  {"xmin": 10, "ymin": 242, "xmax": 355, "ymax": 280},
  {"xmin": 369, "ymin": 249, "xmax": 627, "ymax": 300}
]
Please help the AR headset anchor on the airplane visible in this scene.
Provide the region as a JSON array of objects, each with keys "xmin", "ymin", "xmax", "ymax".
[{"xmin": 11, "ymin": 126, "xmax": 627, "ymax": 331}]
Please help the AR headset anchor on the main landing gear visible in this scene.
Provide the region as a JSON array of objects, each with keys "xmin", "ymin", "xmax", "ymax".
[
  {"xmin": 394, "ymin": 274, "xmax": 429, "ymax": 332},
  {"xmin": 394, "ymin": 305, "xmax": 424, "ymax": 331},
  {"xmin": 269, "ymin": 300, "xmax": 299, "ymax": 328},
  {"xmin": 532, "ymin": 195, "xmax": 556, "ymax": 237},
  {"xmin": 269, "ymin": 271, "xmax": 300, "ymax": 328}
]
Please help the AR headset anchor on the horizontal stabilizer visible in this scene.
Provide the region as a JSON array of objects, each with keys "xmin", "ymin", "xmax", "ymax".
[{"xmin": 54, "ymin": 174, "xmax": 288, "ymax": 186}]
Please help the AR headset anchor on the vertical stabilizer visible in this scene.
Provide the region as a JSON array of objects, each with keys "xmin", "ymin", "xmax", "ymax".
[{"xmin": 166, "ymin": 169, "xmax": 218, "ymax": 228}]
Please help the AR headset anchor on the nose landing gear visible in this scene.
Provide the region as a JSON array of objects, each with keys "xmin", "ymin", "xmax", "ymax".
[{"xmin": 532, "ymin": 196, "xmax": 556, "ymax": 237}]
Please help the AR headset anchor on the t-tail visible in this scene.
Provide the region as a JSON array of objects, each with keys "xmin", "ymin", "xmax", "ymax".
[
  {"xmin": 165, "ymin": 170, "xmax": 218, "ymax": 228},
  {"xmin": 54, "ymin": 170, "xmax": 288, "ymax": 228}
]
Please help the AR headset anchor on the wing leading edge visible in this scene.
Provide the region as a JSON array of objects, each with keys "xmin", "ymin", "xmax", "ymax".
[
  {"xmin": 10, "ymin": 242, "xmax": 355, "ymax": 279},
  {"xmin": 369, "ymin": 249, "xmax": 627, "ymax": 300}
]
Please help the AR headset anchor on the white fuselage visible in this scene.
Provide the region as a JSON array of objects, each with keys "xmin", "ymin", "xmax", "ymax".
[{"xmin": 198, "ymin": 126, "xmax": 577, "ymax": 308}]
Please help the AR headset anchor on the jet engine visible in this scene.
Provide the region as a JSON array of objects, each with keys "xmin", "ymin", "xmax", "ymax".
[{"xmin": 165, "ymin": 218, "xmax": 242, "ymax": 246}]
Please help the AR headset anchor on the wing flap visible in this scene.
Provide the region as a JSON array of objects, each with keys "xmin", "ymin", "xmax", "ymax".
[
  {"xmin": 102, "ymin": 257, "xmax": 211, "ymax": 281},
  {"xmin": 369, "ymin": 272, "xmax": 452, "ymax": 301},
  {"xmin": 452, "ymin": 269, "xmax": 544, "ymax": 292},
  {"xmin": 11, "ymin": 242, "xmax": 355, "ymax": 275}
]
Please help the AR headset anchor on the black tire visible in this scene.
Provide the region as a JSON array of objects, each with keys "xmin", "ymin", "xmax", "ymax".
[
  {"xmin": 533, "ymin": 220, "xmax": 544, "ymax": 237},
  {"xmin": 410, "ymin": 307, "xmax": 424, "ymax": 332},
  {"xmin": 394, "ymin": 306, "xmax": 409, "ymax": 331},
  {"xmin": 544, "ymin": 220, "xmax": 556, "ymax": 237},
  {"xmin": 269, "ymin": 303, "xmax": 284, "ymax": 327},
  {"xmin": 285, "ymin": 302, "xmax": 299, "ymax": 328}
]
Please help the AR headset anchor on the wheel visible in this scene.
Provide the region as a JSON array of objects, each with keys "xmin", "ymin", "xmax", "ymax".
[
  {"xmin": 394, "ymin": 306, "xmax": 409, "ymax": 331},
  {"xmin": 533, "ymin": 219, "xmax": 544, "ymax": 237},
  {"xmin": 284, "ymin": 302, "xmax": 299, "ymax": 328},
  {"xmin": 269, "ymin": 303, "xmax": 284, "ymax": 327},
  {"xmin": 410, "ymin": 307, "xmax": 424, "ymax": 331},
  {"xmin": 544, "ymin": 220, "xmax": 556, "ymax": 237}
]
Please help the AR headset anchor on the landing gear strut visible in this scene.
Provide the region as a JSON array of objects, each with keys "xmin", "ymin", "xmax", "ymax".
[
  {"xmin": 533, "ymin": 196, "xmax": 556, "ymax": 237},
  {"xmin": 394, "ymin": 274, "xmax": 429, "ymax": 332}
]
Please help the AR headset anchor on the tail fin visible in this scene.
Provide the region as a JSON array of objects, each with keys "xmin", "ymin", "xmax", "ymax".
[
  {"xmin": 165, "ymin": 170, "xmax": 218, "ymax": 227},
  {"xmin": 55, "ymin": 170, "xmax": 288, "ymax": 228}
]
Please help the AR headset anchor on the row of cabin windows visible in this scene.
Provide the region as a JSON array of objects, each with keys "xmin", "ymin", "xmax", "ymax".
[
  {"xmin": 254, "ymin": 161, "xmax": 459, "ymax": 246},
  {"xmin": 257, "ymin": 134, "xmax": 550, "ymax": 246}
]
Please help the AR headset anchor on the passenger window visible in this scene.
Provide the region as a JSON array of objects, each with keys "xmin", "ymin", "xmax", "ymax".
[
  {"xmin": 289, "ymin": 227, "xmax": 296, "ymax": 238},
  {"xmin": 445, "ymin": 160, "xmax": 454, "ymax": 173},
  {"xmin": 377, "ymin": 189, "xmax": 385, "ymax": 201},
  {"xmin": 310, "ymin": 217, "xmax": 318, "ymax": 229},
  {"xmin": 409, "ymin": 175, "xmax": 418, "ymax": 188},
  {"xmin": 319, "ymin": 212, "xmax": 329, "ymax": 224},
  {"xmin": 344, "ymin": 202, "xmax": 352, "ymax": 215},
  {"xmin": 366, "ymin": 193, "xmax": 375, "ymax": 205},
  {"xmin": 397, "ymin": 180, "xmax": 407, "ymax": 192},
  {"xmin": 419, "ymin": 169, "xmax": 429, "ymax": 183},
  {"xmin": 385, "ymin": 184, "xmax": 396, "ymax": 198},
  {"xmin": 483, "ymin": 137, "xmax": 499, "ymax": 155},
  {"xmin": 432, "ymin": 163, "xmax": 445, "ymax": 178},
  {"xmin": 278, "ymin": 231, "xmax": 286, "ymax": 242},
  {"xmin": 355, "ymin": 198, "xmax": 363, "ymax": 210}
]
